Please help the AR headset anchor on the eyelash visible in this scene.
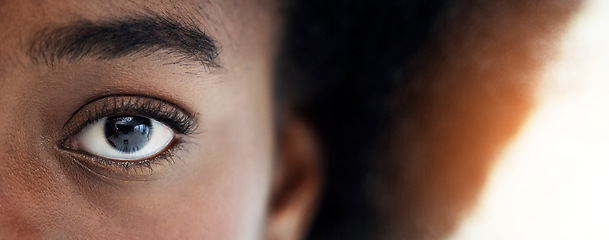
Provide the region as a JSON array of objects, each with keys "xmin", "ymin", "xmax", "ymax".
[
  {"xmin": 60, "ymin": 95, "xmax": 197, "ymax": 176},
  {"xmin": 72, "ymin": 96, "xmax": 196, "ymax": 135}
]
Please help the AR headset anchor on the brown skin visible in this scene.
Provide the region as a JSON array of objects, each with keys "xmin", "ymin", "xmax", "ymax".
[
  {"xmin": 0, "ymin": 1, "xmax": 320, "ymax": 239},
  {"xmin": 380, "ymin": 0, "xmax": 582, "ymax": 239}
]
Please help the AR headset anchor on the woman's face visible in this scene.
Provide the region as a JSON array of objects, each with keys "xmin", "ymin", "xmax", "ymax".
[{"xmin": 0, "ymin": 0, "xmax": 288, "ymax": 238}]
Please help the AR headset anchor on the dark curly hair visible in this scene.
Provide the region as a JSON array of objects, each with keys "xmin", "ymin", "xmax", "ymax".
[{"xmin": 276, "ymin": 0, "xmax": 452, "ymax": 239}]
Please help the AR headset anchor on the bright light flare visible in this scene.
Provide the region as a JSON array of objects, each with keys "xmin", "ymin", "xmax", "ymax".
[{"xmin": 449, "ymin": 1, "xmax": 609, "ymax": 239}]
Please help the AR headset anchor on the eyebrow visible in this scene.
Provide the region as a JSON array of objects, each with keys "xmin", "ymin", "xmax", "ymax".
[{"xmin": 28, "ymin": 16, "xmax": 220, "ymax": 69}]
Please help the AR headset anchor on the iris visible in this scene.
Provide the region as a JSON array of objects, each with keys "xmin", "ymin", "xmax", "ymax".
[{"xmin": 104, "ymin": 116, "xmax": 152, "ymax": 153}]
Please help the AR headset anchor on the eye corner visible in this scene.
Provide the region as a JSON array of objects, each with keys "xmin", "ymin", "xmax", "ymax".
[{"xmin": 58, "ymin": 134, "xmax": 78, "ymax": 151}]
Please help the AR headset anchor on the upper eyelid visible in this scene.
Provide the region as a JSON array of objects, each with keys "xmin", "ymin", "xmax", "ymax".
[
  {"xmin": 62, "ymin": 95, "xmax": 198, "ymax": 137},
  {"xmin": 64, "ymin": 94, "xmax": 191, "ymax": 125}
]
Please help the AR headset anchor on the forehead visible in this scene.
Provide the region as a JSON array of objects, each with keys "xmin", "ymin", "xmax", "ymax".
[{"xmin": 0, "ymin": 0, "xmax": 270, "ymax": 22}]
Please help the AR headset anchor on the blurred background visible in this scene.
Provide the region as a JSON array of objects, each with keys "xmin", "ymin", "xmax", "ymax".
[{"xmin": 281, "ymin": 0, "xmax": 609, "ymax": 239}]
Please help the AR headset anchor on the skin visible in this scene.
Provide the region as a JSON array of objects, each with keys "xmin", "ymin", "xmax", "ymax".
[
  {"xmin": 381, "ymin": 0, "xmax": 584, "ymax": 239},
  {"xmin": 0, "ymin": 0, "xmax": 320, "ymax": 239}
]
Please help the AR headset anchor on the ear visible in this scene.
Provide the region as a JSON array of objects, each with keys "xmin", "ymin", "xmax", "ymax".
[{"xmin": 267, "ymin": 115, "xmax": 322, "ymax": 240}]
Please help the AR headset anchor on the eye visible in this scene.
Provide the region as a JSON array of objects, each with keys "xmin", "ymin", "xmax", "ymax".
[
  {"xmin": 69, "ymin": 116, "xmax": 175, "ymax": 161},
  {"xmin": 59, "ymin": 95, "xmax": 197, "ymax": 179}
]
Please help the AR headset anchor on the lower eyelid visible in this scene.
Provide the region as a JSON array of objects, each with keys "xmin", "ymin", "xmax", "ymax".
[{"xmin": 57, "ymin": 139, "xmax": 186, "ymax": 182}]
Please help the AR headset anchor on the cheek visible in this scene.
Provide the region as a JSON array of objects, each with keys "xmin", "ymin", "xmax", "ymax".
[
  {"xmin": 0, "ymin": 74, "xmax": 80, "ymax": 238},
  {"xmin": 93, "ymin": 74, "xmax": 274, "ymax": 239},
  {"xmin": 179, "ymin": 117, "xmax": 273, "ymax": 239},
  {"xmin": 203, "ymin": 71, "xmax": 274, "ymax": 238},
  {"xmin": 136, "ymin": 62, "xmax": 276, "ymax": 238}
]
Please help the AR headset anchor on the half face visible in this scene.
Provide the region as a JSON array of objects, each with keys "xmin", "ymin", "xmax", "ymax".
[{"xmin": 0, "ymin": 0, "xmax": 280, "ymax": 238}]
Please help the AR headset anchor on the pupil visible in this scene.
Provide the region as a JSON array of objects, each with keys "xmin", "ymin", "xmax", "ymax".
[{"xmin": 104, "ymin": 116, "xmax": 152, "ymax": 153}]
